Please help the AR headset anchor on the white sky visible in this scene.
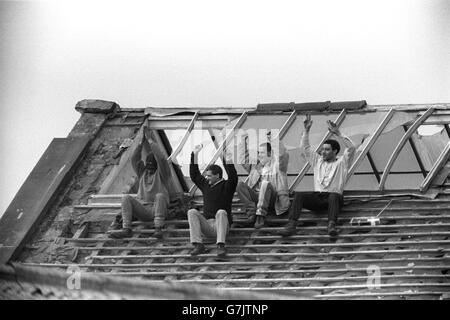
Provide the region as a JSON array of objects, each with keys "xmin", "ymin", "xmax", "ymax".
[{"xmin": 1, "ymin": 0, "xmax": 450, "ymax": 216}]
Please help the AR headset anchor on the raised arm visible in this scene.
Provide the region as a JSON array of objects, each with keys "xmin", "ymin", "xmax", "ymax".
[
  {"xmin": 131, "ymin": 131, "xmax": 145, "ymax": 177},
  {"xmin": 237, "ymin": 131, "xmax": 252, "ymax": 173},
  {"xmin": 144, "ymin": 128, "xmax": 172, "ymax": 179},
  {"xmin": 300, "ymin": 114, "xmax": 317, "ymax": 165},
  {"xmin": 327, "ymin": 120, "xmax": 356, "ymax": 166},
  {"xmin": 277, "ymin": 141, "xmax": 289, "ymax": 173},
  {"xmin": 189, "ymin": 144, "xmax": 207, "ymax": 191},
  {"xmin": 223, "ymin": 149, "xmax": 238, "ymax": 192}
]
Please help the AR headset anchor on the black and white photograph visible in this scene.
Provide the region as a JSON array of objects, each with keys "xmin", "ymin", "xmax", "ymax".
[{"xmin": 0, "ymin": 0, "xmax": 450, "ymax": 303}]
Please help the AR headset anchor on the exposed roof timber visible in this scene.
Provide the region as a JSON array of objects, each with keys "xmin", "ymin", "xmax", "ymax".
[
  {"xmin": 289, "ymin": 109, "xmax": 347, "ymax": 192},
  {"xmin": 145, "ymin": 107, "xmax": 252, "ymax": 116},
  {"xmin": 167, "ymin": 112, "xmax": 199, "ymax": 162},
  {"xmin": 189, "ymin": 111, "xmax": 248, "ymax": 195},
  {"xmin": 379, "ymin": 107, "xmax": 435, "ymax": 191},
  {"xmin": 420, "ymin": 140, "xmax": 450, "ymax": 193},
  {"xmin": 256, "ymin": 100, "xmax": 367, "ymax": 112},
  {"xmin": 368, "ymin": 103, "xmax": 450, "ymax": 111},
  {"xmin": 346, "ymin": 108, "xmax": 396, "ymax": 184}
]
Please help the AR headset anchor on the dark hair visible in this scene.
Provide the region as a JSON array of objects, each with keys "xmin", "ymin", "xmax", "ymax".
[
  {"xmin": 206, "ymin": 164, "xmax": 223, "ymax": 178},
  {"xmin": 323, "ymin": 139, "xmax": 340, "ymax": 154},
  {"xmin": 259, "ymin": 142, "xmax": 272, "ymax": 156}
]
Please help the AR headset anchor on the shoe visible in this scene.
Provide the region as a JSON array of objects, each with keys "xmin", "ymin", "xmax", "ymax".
[
  {"xmin": 153, "ymin": 227, "xmax": 163, "ymax": 239},
  {"xmin": 190, "ymin": 243, "xmax": 206, "ymax": 256},
  {"xmin": 109, "ymin": 228, "xmax": 132, "ymax": 239},
  {"xmin": 110, "ymin": 215, "xmax": 123, "ymax": 230},
  {"xmin": 217, "ymin": 243, "xmax": 227, "ymax": 258},
  {"xmin": 254, "ymin": 216, "xmax": 265, "ymax": 229},
  {"xmin": 280, "ymin": 220, "xmax": 297, "ymax": 237},
  {"xmin": 328, "ymin": 222, "xmax": 338, "ymax": 238},
  {"xmin": 245, "ymin": 214, "xmax": 256, "ymax": 226}
]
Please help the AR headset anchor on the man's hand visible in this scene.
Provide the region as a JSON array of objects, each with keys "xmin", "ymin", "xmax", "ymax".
[
  {"xmin": 143, "ymin": 126, "xmax": 156, "ymax": 143},
  {"xmin": 225, "ymin": 150, "xmax": 233, "ymax": 163},
  {"xmin": 304, "ymin": 114, "xmax": 313, "ymax": 131},
  {"xmin": 193, "ymin": 144, "xmax": 203, "ymax": 155},
  {"xmin": 327, "ymin": 120, "xmax": 341, "ymax": 136}
]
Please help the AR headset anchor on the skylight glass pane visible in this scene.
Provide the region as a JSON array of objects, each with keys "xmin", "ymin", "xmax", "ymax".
[
  {"xmin": 411, "ymin": 125, "xmax": 449, "ymax": 171},
  {"xmin": 346, "ymin": 174, "xmax": 379, "ymax": 190},
  {"xmin": 385, "ymin": 173, "xmax": 424, "ymax": 189}
]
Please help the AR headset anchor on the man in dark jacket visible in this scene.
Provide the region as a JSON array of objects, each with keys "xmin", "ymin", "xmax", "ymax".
[{"xmin": 188, "ymin": 144, "xmax": 238, "ymax": 258}]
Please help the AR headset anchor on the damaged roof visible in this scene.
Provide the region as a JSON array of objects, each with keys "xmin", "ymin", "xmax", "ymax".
[{"xmin": 1, "ymin": 99, "xmax": 450, "ymax": 299}]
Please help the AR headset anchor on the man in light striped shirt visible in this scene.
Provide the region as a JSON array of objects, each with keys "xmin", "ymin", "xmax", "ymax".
[{"xmin": 281, "ymin": 115, "xmax": 356, "ymax": 238}]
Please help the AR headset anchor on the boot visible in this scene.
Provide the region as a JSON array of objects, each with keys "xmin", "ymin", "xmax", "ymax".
[
  {"xmin": 245, "ymin": 214, "xmax": 256, "ymax": 226},
  {"xmin": 217, "ymin": 243, "xmax": 227, "ymax": 258},
  {"xmin": 328, "ymin": 221, "xmax": 338, "ymax": 238},
  {"xmin": 109, "ymin": 228, "xmax": 132, "ymax": 239},
  {"xmin": 110, "ymin": 215, "xmax": 123, "ymax": 230},
  {"xmin": 190, "ymin": 243, "xmax": 206, "ymax": 256},
  {"xmin": 153, "ymin": 226, "xmax": 163, "ymax": 239},
  {"xmin": 280, "ymin": 220, "xmax": 297, "ymax": 237},
  {"xmin": 254, "ymin": 215, "xmax": 265, "ymax": 229}
]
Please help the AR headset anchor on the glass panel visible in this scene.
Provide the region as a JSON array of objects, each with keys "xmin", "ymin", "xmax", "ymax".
[
  {"xmin": 370, "ymin": 125, "xmax": 421, "ymax": 172},
  {"xmin": 385, "ymin": 173, "xmax": 424, "ymax": 189},
  {"xmin": 346, "ymin": 174, "xmax": 380, "ymax": 190},
  {"xmin": 411, "ymin": 125, "xmax": 449, "ymax": 171}
]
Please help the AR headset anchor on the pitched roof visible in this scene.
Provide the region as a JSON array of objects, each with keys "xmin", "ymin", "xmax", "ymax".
[{"xmin": 1, "ymin": 99, "xmax": 450, "ymax": 299}]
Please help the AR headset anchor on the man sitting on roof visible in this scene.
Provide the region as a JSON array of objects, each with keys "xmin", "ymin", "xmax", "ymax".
[
  {"xmin": 109, "ymin": 126, "xmax": 172, "ymax": 239},
  {"xmin": 281, "ymin": 115, "xmax": 356, "ymax": 238},
  {"xmin": 187, "ymin": 144, "xmax": 238, "ymax": 258},
  {"xmin": 236, "ymin": 132, "xmax": 290, "ymax": 229}
]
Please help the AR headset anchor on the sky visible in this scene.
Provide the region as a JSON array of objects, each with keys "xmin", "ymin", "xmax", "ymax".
[{"xmin": 1, "ymin": 0, "xmax": 450, "ymax": 216}]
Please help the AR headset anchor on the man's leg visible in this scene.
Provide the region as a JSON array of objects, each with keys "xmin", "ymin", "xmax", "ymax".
[
  {"xmin": 152, "ymin": 193, "xmax": 168, "ymax": 238},
  {"xmin": 187, "ymin": 209, "xmax": 216, "ymax": 255},
  {"xmin": 327, "ymin": 193, "xmax": 343, "ymax": 237},
  {"xmin": 213, "ymin": 210, "xmax": 229, "ymax": 258},
  {"xmin": 255, "ymin": 181, "xmax": 276, "ymax": 228},
  {"xmin": 236, "ymin": 181, "xmax": 258, "ymax": 224},
  {"xmin": 110, "ymin": 195, "xmax": 152, "ymax": 238},
  {"xmin": 281, "ymin": 192, "xmax": 325, "ymax": 236}
]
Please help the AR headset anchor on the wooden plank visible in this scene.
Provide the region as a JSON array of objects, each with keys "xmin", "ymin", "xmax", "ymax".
[
  {"xmin": 109, "ymin": 222, "xmax": 450, "ymax": 235},
  {"xmin": 64, "ymin": 231, "xmax": 450, "ymax": 243},
  {"xmin": 221, "ymin": 283, "xmax": 450, "ymax": 291},
  {"xmin": 379, "ymin": 107, "xmax": 435, "ymax": 191},
  {"xmin": 88, "ymin": 248, "xmax": 450, "ymax": 260},
  {"xmin": 316, "ymin": 291, "xmax": 448, "ymax": 298},
  {"xmin": 167, "ymin": 112, "xmax": 199, "ymax": 162},
  {"xmin": 97, "ymin": 274, "xmax": 449, "ymax": 284},
  {"xmin": 23, "ymin": 256, "xmax": 450, "ymax": 268},
  {"xmin": 66, "ymin": 241, "xmax": 450, "ymax": 252},
  {"xmin": 82, "ymin": 264, "xmax": 450, "ymax": 277}
]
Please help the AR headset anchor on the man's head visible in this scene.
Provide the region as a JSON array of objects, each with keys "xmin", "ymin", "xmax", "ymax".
[
  {"xmin": 145, "ymin": 153, "xmax": 158, "ymax": 173},
  {"xmin": 321, "ymin": 139, "xmax": 340, "ymax": 161},
  {"xmin": 205, "ymin": 164, "xmax": 223, "ymax": 185},
  {"xmin": 258, "ymin": 142, "xmax": 272, "ymax": 165}
]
